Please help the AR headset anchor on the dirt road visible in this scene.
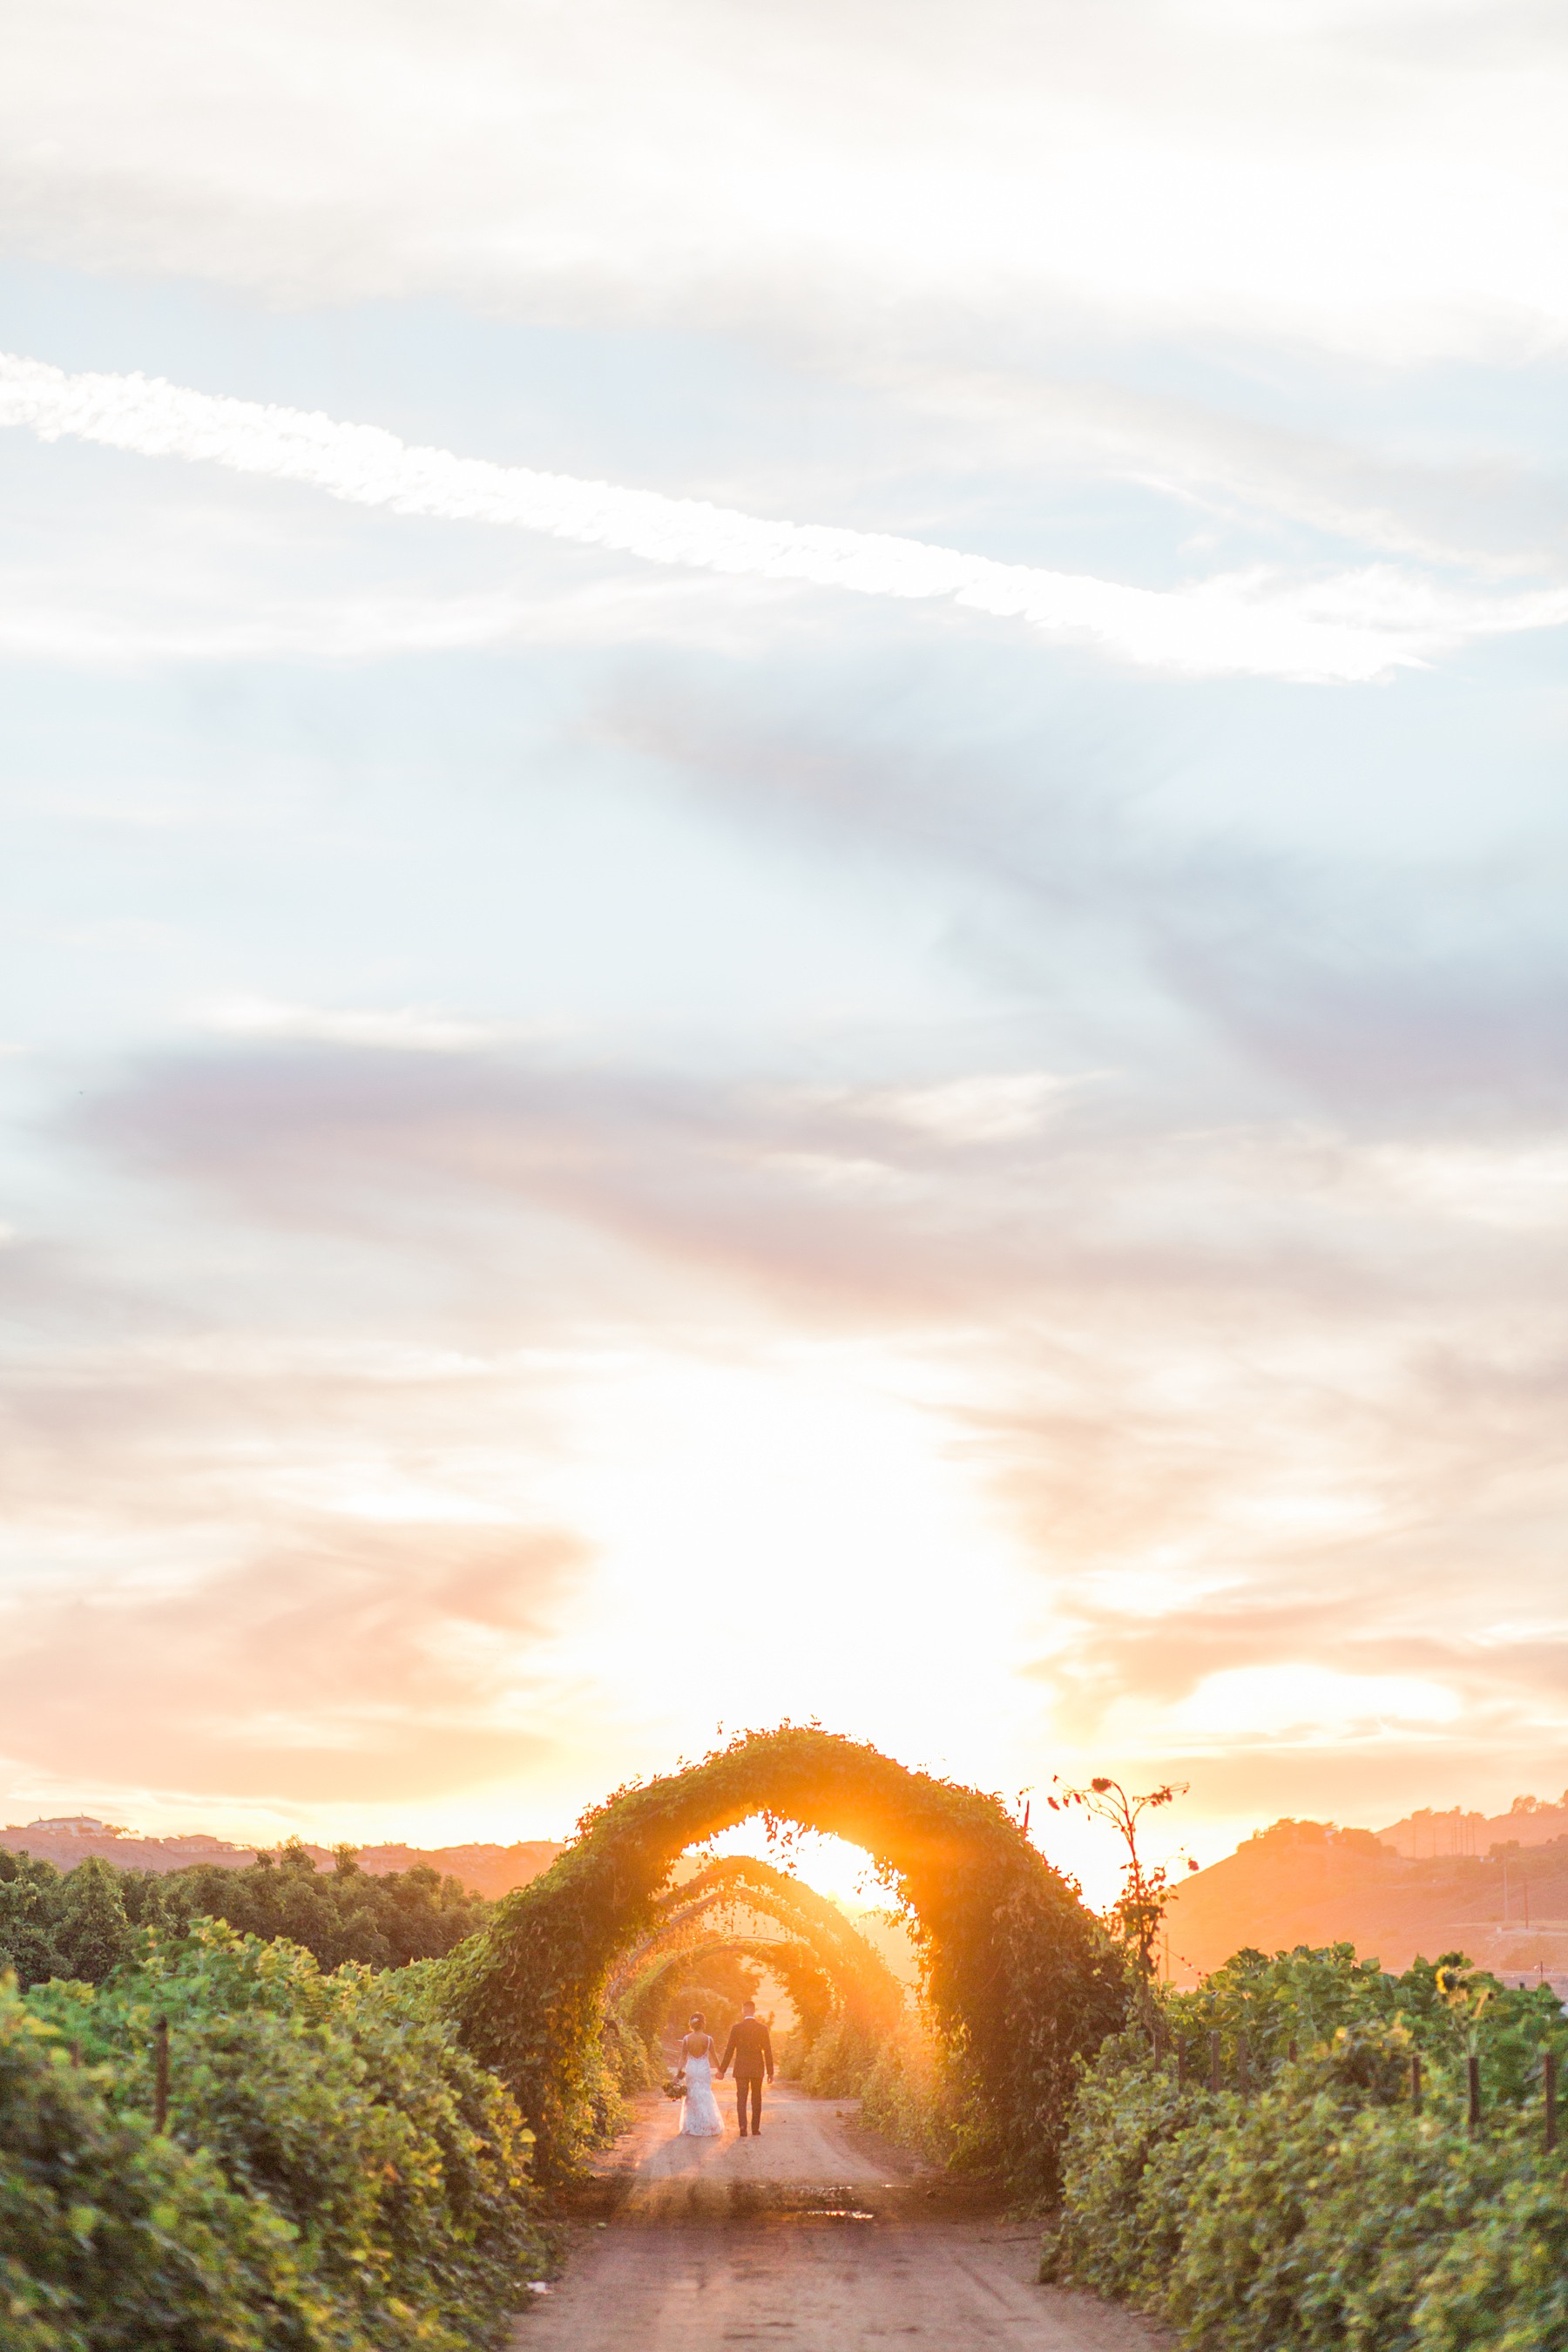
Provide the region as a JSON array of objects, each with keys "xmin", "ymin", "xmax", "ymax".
[{"xmin": 517, "ymin": 2082, "xmax": 1167, "ymax": 2352}]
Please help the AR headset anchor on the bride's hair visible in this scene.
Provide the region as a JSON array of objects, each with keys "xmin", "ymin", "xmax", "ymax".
[{"xmin": 688, "ymin": 2011, "xmax": 706, "ymax": 2028}]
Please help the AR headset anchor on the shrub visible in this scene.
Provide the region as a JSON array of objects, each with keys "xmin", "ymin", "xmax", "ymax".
[
  {"xmin": 1044, "ymin": 2028, "xmax": 1197, "ymax": 2301},
  {"xmin": 0, "ymin": 1977, "xmax": 300, "ymax": 2352},
  {"xmin": 9, "ymin": 1923, "xmax": 546, "ymax": 2351},
  {"xmin": 1051, "ymin": 1945, "xmax": 1568, "ymax": 2352},
  {"xmin": 855, "ymin": 2021, "xmax": 971, "ymax": 2167},
  {"xmin": 1414, "ymin": 2161, "xmax": 1568, "ymax": 2350}
]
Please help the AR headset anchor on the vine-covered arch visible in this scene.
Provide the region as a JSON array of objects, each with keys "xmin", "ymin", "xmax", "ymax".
[
  {"xmin": 618, "ymin": 1934, "xmax": 836, "ymax": 2050},
  {"xmin": 450, "ymin": 1726, "xmax": 1127, "ymax": 2190},
  {"xmin": 610, "ymin": 1855, "xmax": 903, "ymax": 2037}
]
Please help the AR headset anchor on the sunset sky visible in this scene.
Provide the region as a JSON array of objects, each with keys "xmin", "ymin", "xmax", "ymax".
[{"xmin": 5, "ymin": 0, "xmax": 1568, "ymax": 1901}]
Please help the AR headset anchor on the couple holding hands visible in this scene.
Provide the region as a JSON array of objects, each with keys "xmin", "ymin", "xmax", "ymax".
[{"xmin": 676, "ymin": 1999, "xmax": 774, "ymax": 2139}]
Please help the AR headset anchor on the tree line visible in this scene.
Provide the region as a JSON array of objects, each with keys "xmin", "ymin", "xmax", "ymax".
[{"xmin": 0, "ymin": 1837, "xmax": 491, "ymax": 1988}]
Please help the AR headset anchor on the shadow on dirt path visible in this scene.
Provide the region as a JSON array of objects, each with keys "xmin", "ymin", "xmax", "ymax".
[{"xmin": 516, "ymin": 2084, "xmax": 1170, "ymax": 2351}]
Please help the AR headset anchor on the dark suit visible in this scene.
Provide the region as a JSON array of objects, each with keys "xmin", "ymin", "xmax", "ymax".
[{"xmin": 720, "ymin": 2014, "xmax": 774, "ymax": 2133}]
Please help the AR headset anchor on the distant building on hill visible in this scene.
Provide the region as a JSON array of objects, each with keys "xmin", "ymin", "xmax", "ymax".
[
  {"xmin": 14, "ymin": 1815, "xmax": 126, "ymax": 1838},
  {"xmin": 1378, "ymin": 1794, "xmax": 1568, "ymax": 1860},
  {"xmin": 1165, "ymin": 1809, "xmax": 1568, "ymax": 1996}
]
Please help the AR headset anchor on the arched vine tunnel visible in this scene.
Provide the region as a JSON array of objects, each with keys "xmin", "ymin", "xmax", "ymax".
[
  {"xmin": 449, "ymin": 1726, "xmax": 1129, "ymax": 2193},
  {"xmin": 618, "ymin": 1932, "xmax": 836, "ymax": 2052},
  {"xmin": 611, "ymin": 1853, "xmax": 904, "ymax": 2033},
  {"xmin": 610, "ymin": 1851, "xmax": 906, "ymax": 2082}
]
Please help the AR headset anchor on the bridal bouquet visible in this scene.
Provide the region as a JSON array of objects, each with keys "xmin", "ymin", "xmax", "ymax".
[{"xmin": 660, "ymin": 2074, "xmax": 686, "ymax": 2102}]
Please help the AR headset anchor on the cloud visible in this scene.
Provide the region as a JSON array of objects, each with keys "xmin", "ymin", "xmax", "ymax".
[
  {"xmin": 1148, "ymin": 902, "xmax": 1568, "ymax": 1127},
  {"xmin": 19, "ymin": 1021, "xmax": 1568, "ymax": 1832},
  {"xmin": 64, "ymin": 1029, "xmax": 1420, "ymax": 1337},
  {"xmin": 58, "ymin": 1027, "xmax": 1568, "ymax": 1350},
  {"xmin": 841, "ymin": 1072, "xmax": 1084, "ymax": 1145},
  {"xmin": 6, "ymin": 353, "xmax": 1565, "ymax": 682},
  {"xmin": 0, "ymin": 583, "xmax": 718, "ymax": 667},
  {"xmin": 65, "ymin": 1039, "xmax": 1079, "ymax": 1320},
  {"xmin": 6, "ymin": 0, "xmax": 1568, "ymax": 368},
  {"xmin": 872, "ymin": 358, "xmax": 1568, "ymax": 581},
  {"xmin": 199, "ymin": 997, "xmax": 500, "ymax": 1053},
  {"xmin": 0, "ymin": 1520, "xmax": 585, "ymax": 1801},
  {"xmin": 1024, "ymin": 1519, "xmax": 1568, "ymax": 1800},
  {"xmin": 597, "ymin": 672, "xmax": 1568, "ymax": 1133},
  {"xmin": 1173, "ymin": 1664, "xmax": 1462, "ymax": 1740}
]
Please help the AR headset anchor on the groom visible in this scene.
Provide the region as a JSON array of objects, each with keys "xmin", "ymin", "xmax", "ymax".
[{"xmin": 718, "ymin": 1998, "xmax": 774, "ymax": 2136}]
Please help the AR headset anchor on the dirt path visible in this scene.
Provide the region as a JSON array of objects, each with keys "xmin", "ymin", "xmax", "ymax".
[{"xmin": 516, "ymin": 2084, "xmax": 1168, "ymax": 2352}]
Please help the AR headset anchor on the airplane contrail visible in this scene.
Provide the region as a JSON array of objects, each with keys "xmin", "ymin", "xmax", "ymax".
[{"xmin": 3, "ymin": 352, "xmax": 1562, "ymax": 681}]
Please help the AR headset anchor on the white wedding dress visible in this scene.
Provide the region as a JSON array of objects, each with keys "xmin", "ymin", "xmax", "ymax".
[{"xmin": 679, "ymin": 2046, "xmax": 725, "ymax": 2138}]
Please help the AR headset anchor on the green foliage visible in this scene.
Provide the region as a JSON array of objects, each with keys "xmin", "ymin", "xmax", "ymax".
[
  {"xmin": 7, "ymin": 1923, "xmax": 545, "ymax": 2351},
  {"xmin": 1050, "ymin": 1943, "xmax": 1568, "ymax": 2352},
  {"xmin": 713, "ymin": 1941, "xmax": 829, "ymax": 2050},
  {"xmin": 0, "ymin": 1843, "xmax": 490, "ymax": 1993},
  {"xmin": 449, "ymin": 1726, "xmax": 1127, "ymax": 2191},
  {"xmin": 795, "ymin": 2008, "xmax": 888, "ymax": 2097},
  {"xmin": 1, "ymin": 1977, "xmax": 301, "ymax": 2352},
  {"xmin": 1415, "ymin": 2165, "xmax": 1568, "ymax": 2350},
  {"xmin": 853, "ymin": 2020, "xmax": 966, "ymax": 2165},
  {"xmin": 133, "ymin": 1843, "xmax": 490, "ymax": 1975},
  {"xmin": 0, "ymin": 1854, "xmax": 70, "ymax": 1991},
  {"xmin": 597, "ymin": 2004, "xmax": 659, "ymax": 2105},
  {"xmin": 652, "ymin": 1946, "xmax": 760, "ymax": 2048},
  {"xmin": 51, "ymin": 1862, "xmax": 132, "ymax": 1991}
]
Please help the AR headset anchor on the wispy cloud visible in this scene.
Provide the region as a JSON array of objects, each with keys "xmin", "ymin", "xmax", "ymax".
[
  {"xmin": 0, "ymin": 1519, "xmax": 580, "ymax": 1801},
  {"xmin": 199, "ymin": 997, "xmax": 500, "ymax": 1053},
  {"xmin": 7, "ymin": 353, "xmax": 1565, "ymax": 682},
  {"xmin": 873, "ymin": 359, "xmax": 1568, "ymax": 581},
  {"xmin": 7, "ymin": 0, "xmax": 1568, "ymax": 365}
]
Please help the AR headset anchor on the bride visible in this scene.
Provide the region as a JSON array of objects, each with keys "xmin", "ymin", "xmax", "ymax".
[{"xmin": 676, "ymin": 2011, "xmax": 725, "ymax": 2138}]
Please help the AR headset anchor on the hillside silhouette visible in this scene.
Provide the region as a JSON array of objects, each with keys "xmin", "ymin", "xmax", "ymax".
[
  {"xmin": 0, "ymin": 1813, "xmax": 562, "ymax": 1898},
  {"xmin": 1166, "ymin": 1806, "xmax": 1568, "ymax": 1987}
]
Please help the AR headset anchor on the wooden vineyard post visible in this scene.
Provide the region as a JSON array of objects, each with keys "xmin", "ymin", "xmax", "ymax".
[
  {"xmin": 1410, "ymin": 2051, "xmax": 1422, "ymax": 2115},
  {"xmin": 1545, "ymin": 2050, "xmax": 1558, "ymax": 2154},
  {"xmin": 1288, "ymin": 2039, "xmax": 1298, "ymax": 2065},
  {"xmin": 153, "ymin": 2017, "xmax": 170, "ymax": 2134},
  {"xmin": 1467, "ymin": 2053, "xmax": 1482, "ymax": 2139},
  {"xmin": 1209, "ymin": 2031, "xmax": 1221, "ymax": 2092}
]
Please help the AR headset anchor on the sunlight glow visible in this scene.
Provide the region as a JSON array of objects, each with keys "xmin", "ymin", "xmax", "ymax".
[
  {"xmin": 1174, "ymin": 1665, "xmax": 1462, "ymax": 1741},
  {"xmin": 547, "ymin": 1344, "xmax": 1039, "ymax": 1788},
  {"xmin": 698, "ymin": 1824, "xmax": 891, "ymax": 1908}
]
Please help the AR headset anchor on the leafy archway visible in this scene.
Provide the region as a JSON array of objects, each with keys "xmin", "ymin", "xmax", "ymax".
[
  {"xmin": 610, "ymin": 1853, "xmax": 903, "ymax": 2088},
  {"xmin": 450, "ymin": 1726, "xmax": 1127, "ymax": 2191},
  {"xmin": 619, "ymin": 1934, "xmax": 835, "ymax": 2050},
  {"xmin": 610, "ymin": 1855, "xmax": 903, "ymax": 2037}
]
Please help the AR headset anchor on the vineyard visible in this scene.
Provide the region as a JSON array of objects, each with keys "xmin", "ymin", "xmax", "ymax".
[
  {"xmin": 3, "ymin": 1921, "xmax": 546, "ymax": 2350},
  {"xmin": 3, "ymin": 1730, "xmax": 1125, "ymax": 2344},
  {"xmin": 10, "ymin": 1736, "xmax": 1568, "ymax": 2349},
  {"xmin": 1048, "ymin": 1943, "xmax": 1568, "ymax": 2349}
]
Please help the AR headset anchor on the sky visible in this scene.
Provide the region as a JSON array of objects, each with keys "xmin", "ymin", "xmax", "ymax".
[{"xmin": 4, "ymin": 0, "xmax": 1568, "ymax": 1901}]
